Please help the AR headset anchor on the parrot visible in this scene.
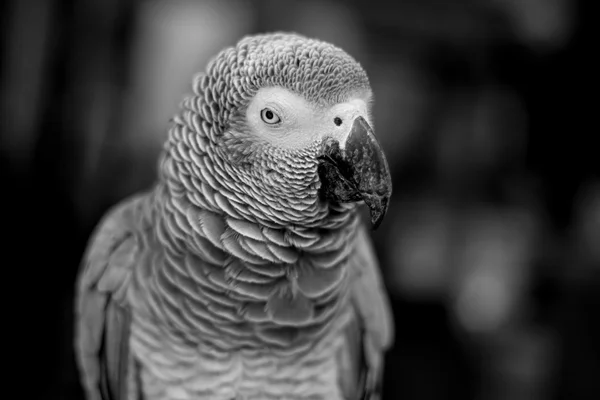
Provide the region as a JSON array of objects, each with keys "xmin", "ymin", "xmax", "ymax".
[{"xmin": 74, "ymin": 32, "xmax": 394, "ymax": 400}]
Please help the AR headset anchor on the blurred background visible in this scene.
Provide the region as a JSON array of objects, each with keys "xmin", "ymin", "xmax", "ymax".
[{"xmin": 1, "ymin": 0, "xmax": 597, "ymax": 399}]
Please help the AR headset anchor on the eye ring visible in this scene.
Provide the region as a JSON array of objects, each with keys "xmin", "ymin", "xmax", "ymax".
[{"xmin": 260, "ymin": 108, "xmax": 281, "ymax": 125}]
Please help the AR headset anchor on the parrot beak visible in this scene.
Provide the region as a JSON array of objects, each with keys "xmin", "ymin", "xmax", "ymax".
[{"xmin": 318, "ymin": 116, "xmax": 392, "ymax": 230}]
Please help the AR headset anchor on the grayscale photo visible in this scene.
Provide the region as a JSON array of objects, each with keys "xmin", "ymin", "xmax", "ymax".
[{"xmin": 1, "ymin": 1, "xmax": 595, "ymax": 399}]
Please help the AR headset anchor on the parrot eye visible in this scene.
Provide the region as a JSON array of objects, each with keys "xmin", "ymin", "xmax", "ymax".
[
  {"xmin": 334, "ymin": 117, "xmax": 342, "ymax": 126},
  {"xmin": 260, "ymin": 108, "xmax": 281, "ymax": 125}
]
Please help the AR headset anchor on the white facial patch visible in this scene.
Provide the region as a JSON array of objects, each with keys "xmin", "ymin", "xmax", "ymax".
[{"xmin": 245, "ymin": 86, "xmax": 373, "ymax": 150}]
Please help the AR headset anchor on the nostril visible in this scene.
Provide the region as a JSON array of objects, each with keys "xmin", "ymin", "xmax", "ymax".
[{"xmin": 334, "ymin": 117, "xmax": 342, "ymax": 126}]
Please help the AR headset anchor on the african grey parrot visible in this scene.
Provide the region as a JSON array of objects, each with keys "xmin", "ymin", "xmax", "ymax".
[{"xmin": 75, "ymin": 32, "xmax": 394, "ymax": 400}]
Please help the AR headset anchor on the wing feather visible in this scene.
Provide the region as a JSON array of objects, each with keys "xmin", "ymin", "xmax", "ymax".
[
  {"xmin": 75, "ymin": 195, "xmax": 147, "ymax": 400},
  {"xmin": 339, "ymin": 222, "xmax": 394, "ymax": 400}
]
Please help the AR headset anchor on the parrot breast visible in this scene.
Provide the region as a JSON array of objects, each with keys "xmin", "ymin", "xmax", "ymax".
[
  {"xmin": 129, "ymin": 310, "xmax": 352, "ymax": 400},
  {"xmin": 129, "ymin": 184, "xmax": 359, "ymax": 349},
  {"xmin": 125, "ymin": 184, "xmax": 359, "ymax": 399}
]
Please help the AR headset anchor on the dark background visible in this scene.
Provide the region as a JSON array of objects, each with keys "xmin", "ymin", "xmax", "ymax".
[{"xmin": 1, "ymin": 0, "xmax": 597, "ymax": 399}]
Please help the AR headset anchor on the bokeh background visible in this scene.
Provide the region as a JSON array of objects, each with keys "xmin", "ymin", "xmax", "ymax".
[{"xmin": 1, "ymin": 0, "xmax": 597, "ymax": 399}]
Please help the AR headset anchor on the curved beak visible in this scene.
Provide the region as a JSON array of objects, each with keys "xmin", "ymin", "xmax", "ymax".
[{"xmin": 318, "ymin": 116, "xmax": 392, "ymax": 230}]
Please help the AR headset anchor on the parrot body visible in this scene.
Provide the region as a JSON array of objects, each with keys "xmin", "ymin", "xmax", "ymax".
[{"xmin": 75, "ymin": 33, "xmax": 394, "ymax": 400}]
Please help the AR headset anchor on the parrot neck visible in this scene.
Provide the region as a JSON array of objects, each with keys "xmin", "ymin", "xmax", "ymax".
[
  {"xmin": 152, "ymin": 180, "xmax": 359, "ymax": 260},
  {"xmin": 144, "ymin": 182, "xmax": 359, "ymax": 354}
]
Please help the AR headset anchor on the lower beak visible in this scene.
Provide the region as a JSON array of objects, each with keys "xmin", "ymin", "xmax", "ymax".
[{"xmin": 318, "ymin": 116, "xmax": 392, "ymax": 229}]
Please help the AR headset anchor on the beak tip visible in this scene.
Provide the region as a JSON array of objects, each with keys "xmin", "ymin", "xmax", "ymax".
[
  {"xmin": 371, "ymin": 215, "xmax": 384, "ymax": 230},
  {"xmin": 366, "ymin": 193, "xmax": 390, "ymax": 231}
]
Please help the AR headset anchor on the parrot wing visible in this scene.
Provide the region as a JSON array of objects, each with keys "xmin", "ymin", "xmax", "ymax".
[
  {"xmin": 339, "ymin": 221, "xmax": 395, "ymax": 400},
  {"xmin": 75, "ymin": 195, "xmax": 147, "ymax": 400}
]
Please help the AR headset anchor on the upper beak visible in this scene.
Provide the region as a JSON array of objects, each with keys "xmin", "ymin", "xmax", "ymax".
[{"xmin": 318, "ymin": 116, "xmax": 392, "ymax": 229}]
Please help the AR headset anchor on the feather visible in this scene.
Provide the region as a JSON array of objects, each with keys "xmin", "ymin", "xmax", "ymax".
[
  {"xmin": 338, "ymin": 223, "xmax": 394, "ymax": 400},
  {"xmin": 75, "ymin": 194, "xmax": 148, "ymax": 400}
]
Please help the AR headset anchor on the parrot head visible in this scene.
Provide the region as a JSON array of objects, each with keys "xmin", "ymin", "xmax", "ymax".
[{"xmin": 164, "ymin": 33, "xmax": 392, "ymax": 230}]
